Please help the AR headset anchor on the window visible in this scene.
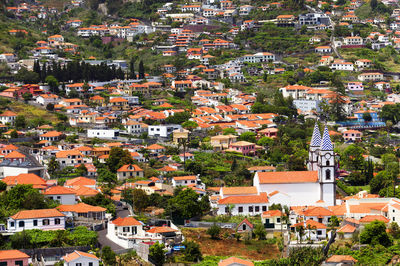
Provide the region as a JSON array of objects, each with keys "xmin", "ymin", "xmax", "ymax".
[
  {"xmin": 255, "ymin": 206, "xmax": 259, "ymax": 212},
  {"xmin": 75, "ymin": 263, "xmax": 82, "ymax": 266},
  {"xmin": 225, "ymin": 207, "xmax": 229, "ymax": 213},
  {"xmin": 123, "ymin": 227, "xmax": 130, "ymax": 232},
  {"xmin": 55, "ymin": 218, "xmax": 61, "ymax": 225},
  {"xmin": 10, "ymin": 222, "xmax": 14, "ymax": 227},
  {"xmin": 89, "ymin": 263, "xmax": 93, "ymax": 266},
  {"xmin": 33, "ymin": 220, "xmax": 38, "ymax": 226},
  {"xmin": 326, "ymin": 169, "xmax": 331, "ymax": 180},
  {"xmin": 277, "ymin": 218, "xmax": 281, "ymax": 223},
  {"xmin": 326, "ymin": 160, "xmax": 330, "ymax": 166},
  {"xmin": 262, "ymin": 206, "xmax": 267, "ymax": 212},
  {"xmin": 317, "ymin": 230, "xmax": 322, "ymax": 235},
  {"xmin": 42, "ymin": 219, "xmax": 50, "ymax": 225},
  {"xmin": 133, "ymin": 226, "xmax": 137, "ymax": 234},
  {"xmin": 238, "ymin": 207, "xmax": 243, "ymax": 213},
  {"xmin": 0, "ymin": 262, "xmax": 6, "ymax": 266},
  {"xmin": 249, "ymin": 206, "xmax": 253, "ymax": 212},
  {"xmin": 394, "ymin": 217, "xmax": 396, "ymax": 221}
]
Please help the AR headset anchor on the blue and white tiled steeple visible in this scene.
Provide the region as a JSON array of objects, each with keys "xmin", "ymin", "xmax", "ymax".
[
  {"xmin": 321, "ymin": 126, "xmax": 333, "ymax": 151},
  {"xmin": 310, "ymin": 123, "xmax": 322, "ymax": 147}
]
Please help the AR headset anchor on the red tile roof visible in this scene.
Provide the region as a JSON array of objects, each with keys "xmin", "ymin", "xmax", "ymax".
[
  {"xmin": 111, "ymin": 216, "xmax": 141, "ymax": 226},
  {"xmin": 0, "ymin": 250, "xmax": 29, "ymax": 260},
  {"xmin": 218, "ymin": 257, "xmax": 254, "ymax": 266},
  {"xmin": 63, "ymin": 250, "xmax": 99, "ymax": 262},
  {"xmin": 218, "ymin": 192, "xmax": 269, "ymax": 205},
  {"xmin": 11, "ymin": 209, "xmax": 64, "ymax": 219},
  {"xmin": 44, "ymin": 186, "xmax": 76, "ymax": 195},
  {"xmin": 257, "ymin": 171, "xmax": 318, "ymax": 184},
  {"xmin": 57, "ymin": 202, "xmax": 106, "ymax": 213}
]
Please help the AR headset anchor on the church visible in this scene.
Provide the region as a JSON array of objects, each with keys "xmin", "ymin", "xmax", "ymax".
[
  {"xmin": 216, "ymin": 123, "xmax": 337, "ymax": 216},
  {"xmin": 253, "ymin": 123, "xmax": 337, "ymax": 206}
]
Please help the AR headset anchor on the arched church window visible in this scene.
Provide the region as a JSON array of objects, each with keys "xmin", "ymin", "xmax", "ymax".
[
  {"xmin": 326, "ymin": 160, "xmax": 330, "ymax": 166},
  {"xmin": 326, "ymin": 169, "xmax": 331, "ymax": 180}
]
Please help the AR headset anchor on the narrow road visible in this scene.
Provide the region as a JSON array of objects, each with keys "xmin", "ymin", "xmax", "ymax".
[{"xmin": 97, "ymin": 204, "xmax": 130, "ymax": 252}]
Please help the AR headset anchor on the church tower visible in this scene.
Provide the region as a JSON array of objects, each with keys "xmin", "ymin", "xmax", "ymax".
[
  {"xmin": 308, "ymin": 122, "xmax": 321, "ymax": 171},
  {"xmin": 318, "ymin": 126, "xmax": 336, "ymax": 206}
]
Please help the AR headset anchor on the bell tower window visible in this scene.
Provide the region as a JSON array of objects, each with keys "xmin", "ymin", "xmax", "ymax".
[{"xmin": 326, "ymin": 169, "xmax": 331, "ymax": 180}]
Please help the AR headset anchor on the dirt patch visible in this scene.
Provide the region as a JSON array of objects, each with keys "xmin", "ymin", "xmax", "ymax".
[{"xmin": 182, "ymin": 228, "xmax": 280, "ymax": 261}]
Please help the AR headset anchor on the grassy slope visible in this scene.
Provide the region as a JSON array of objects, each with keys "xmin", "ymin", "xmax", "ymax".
[{"xmin": 9, "ymin": 100, "xmax": 60, "ymax": 124}]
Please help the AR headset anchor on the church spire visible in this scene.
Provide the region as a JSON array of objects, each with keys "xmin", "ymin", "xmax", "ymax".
[
  {"xmin": 321, "ymin": 126, "xmax": 333, "ymax": 151},
  {"xmin": 310, "ymin": 122, "xmax": 322, "ymax": 147}
]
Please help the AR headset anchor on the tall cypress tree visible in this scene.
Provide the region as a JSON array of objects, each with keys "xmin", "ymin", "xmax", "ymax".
[
  {"xmin": 138, "ymin": 60, "xmax": 145, "ymax": 79},
  {"xmin": 129, "ymin": 58, "xmax": 135, "ymax": 79}
]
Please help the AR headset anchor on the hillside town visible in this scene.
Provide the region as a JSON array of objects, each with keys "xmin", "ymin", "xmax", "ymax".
[{"xmin": 1, "ymin": 0, "xmax": 400, "ymax": 264}]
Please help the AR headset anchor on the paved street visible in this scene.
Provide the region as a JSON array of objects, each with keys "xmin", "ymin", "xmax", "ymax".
[{"xmin": 97, "ymin": 204, "xmax": 131, "ymax": 252}]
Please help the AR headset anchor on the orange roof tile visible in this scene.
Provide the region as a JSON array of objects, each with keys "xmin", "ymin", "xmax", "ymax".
[
  {"xmin": 0, "ymin": 250, "xmax": 29, "ymax": 260},
  {"xmin": 11, "ymin": 209, "xmax": 64, "ymax": 219},
  {"xmin": 4, "ymin": 150, "xmax": 26, "ymax": 159},
  {"xmin": 111, "ymin": 216, "xmax": 142, "ymax": 226},
  {"xmin": 63, "ymin": 251, "xmax": 99, "ymax": 263},
  {"xmin": 117, "ymin": 164, "xmax": 143, "ymax": 172},
  {"xmin": 218, "ymin": 193, "xmax": 269, "ymax": 205},
  {"xmin": 257, "ymin": 171, "xmax": 318, "ymax": 184},
  {"xmin": 57, "ymin": 202, "xmax": 106, "ymax": 213},
  {"xmin": 337, "ymin": 224, "xmax": 356, "ymax": 233},
  {"xmin": 65, "ymin": 177, "xmax": 96, "ymax": 187},
  {"xmin": 44, "ymin": 186, "xmax": 76, "ymax": 195},
  {"xmin": 359, "ymin": 215, "xmax": 390, "ymax": 223}
]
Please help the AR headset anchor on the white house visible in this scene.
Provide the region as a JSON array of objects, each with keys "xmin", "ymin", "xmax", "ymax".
[
  {"xmin": 87, "ymin": 129, "xmax": 118, "ymax": 139},
  {"xmin": 172, "ymin": 175, "xmax": 203, "ymax": 187},
  {"xmin": 0, "ymin": 111, "xmax": 17, "ymax": 125},
  {"xmin": 217, "ymin": 193, "xmax": 269, "ymax": 216},
  {"xmin": 43, "ymin": 186, "xmax": 77, "ymax": 205},
  {"xmin": 148, "ymin": 124, "xmax": 182, "ymax": 138},
  {"xmin": 291, "ymin": 220, "xmax": 327, "ymax": 241},
  {"xmin": 106, "ymin": 216, "xmax": 146, "ymax": 248},
  {"xmin": 358, "ymin": 72, "xmax": 384, "ymax": 82},
  {"xmin": 343, "ymin": 36, "xmax": 363, "ymax": 45},
  {"xmin": 355, "ymin": 59, "xmax": 372, "ymax": 69},
  {"xmin": 36, "ymin": 94, "xmax": 59, "ymax": 106},
  {"xmin": 124, "ymin": 121, "xmax": 145, "ymax": 135},
  {"xmin": 315, "ymin": 46, "xmax": 332, "ymax": 53},
  {"xmin": 63, "ymin": 250, "xmax": 100, "ymax": 266},
  {"xmin": 330, "ymin": 60, "xmax": 354, "ymax": 71},
  {"xmin": 240, "ymin": 52, "xmax": 275, "ymax": 63},
  {"xmin": 7, "ymin": 209, "xmax": 65, "ymax": 233},
  {"xmin": 117, "ymin": 164, "xmax": 144, "ymax": 181}
]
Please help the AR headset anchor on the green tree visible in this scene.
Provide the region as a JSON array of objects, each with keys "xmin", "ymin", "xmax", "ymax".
[
  {"xmin": 166, "ymin": 188, "xmax": 208, "ymax": 219},
  {"xmin": 182, "ymin": 240, "xmax": 202, "ymax": 262},
  {"xmin": 238, "ymin": 131, "xmax": 256, "ymax": 143},
  {"xmin": 138, "ymin": 60, "xmax": 145, "ymax": 79},
  {"xmin": 15, "ymin": 115, "xmax": 26, "ymax": 129},
  {"xmin": 15, "ymin": 67, "xmax": 39, "ymax": 84},
  {"xmin": 98, "ymin": 168, "xmax": 117, "ymax": 184},
  {"xmin": 10, "ymin": 230, "xmax": 32, "ymax": 249},
  {"xmin": 254, "ymin": 224, "xmax": 267, "ymax": 240},
  {"xmin": 223, "ymin": 128, "xmax": 236, "ymax": 135},
  {"xmin": 101, "ymin": 246, "xmax": 117, "ymax": 266},
  {"xmin": 0, "ymin": 180, "xmax": 6, "ymax": 192},
  {"xmin": 131, "ymin": 188, "xmax": 149, "ymax": 213},
  {"xmin": 206, "ymin": 224, "xmax": 221, "ymax": 239},
  {"xmin": 45, "ymin": 75, "xmax": 59, "ymax": 93},
  {"xmin": 342, "ymin": 144, "xmax": 365, "ymax": 171},
  {"xmin": 149, "ymin": 242, "xmax": 165, "ymax": 266},
  {"xmin": 46, "ymin": 103, "xmax": 55, "ymax": 111},
  {"xmin": 165, "ymin": 112, "xmax": 191, "ymax": 124},
  {"xmin": 370, "ymin": 0, "xmax": 378, "ymax": 9},
  {"xmin": 10, "ymin": 129, "xmax": 18, "ymax": 139},
  {"xmin": 106, "ymin": 147, "xmax": 134, "ymax": 172},
  {"xmin": 360, "ymin": 220, "xmax": 393, "ymax": 247},
  {"xmin": 389, "ymin": 222, "xmax": 400, "ymax": 239},
  {"xmin": 363, "ymin": 112, "xmax": 372, "ymax": 122},
  {"xmin": 75, "ymin": 164, "xmax": 88, "ymax": 176},
  {"xmin": 182, "ymin": 120, "xmax": 198, "ymax": 131},
  {"xmin": 47, "ymin": 156, "xmax": 60, "ymax": 176},
  {"xmin": 22, "ymin": 92, "xmax": 32, "ymax": 102}
]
